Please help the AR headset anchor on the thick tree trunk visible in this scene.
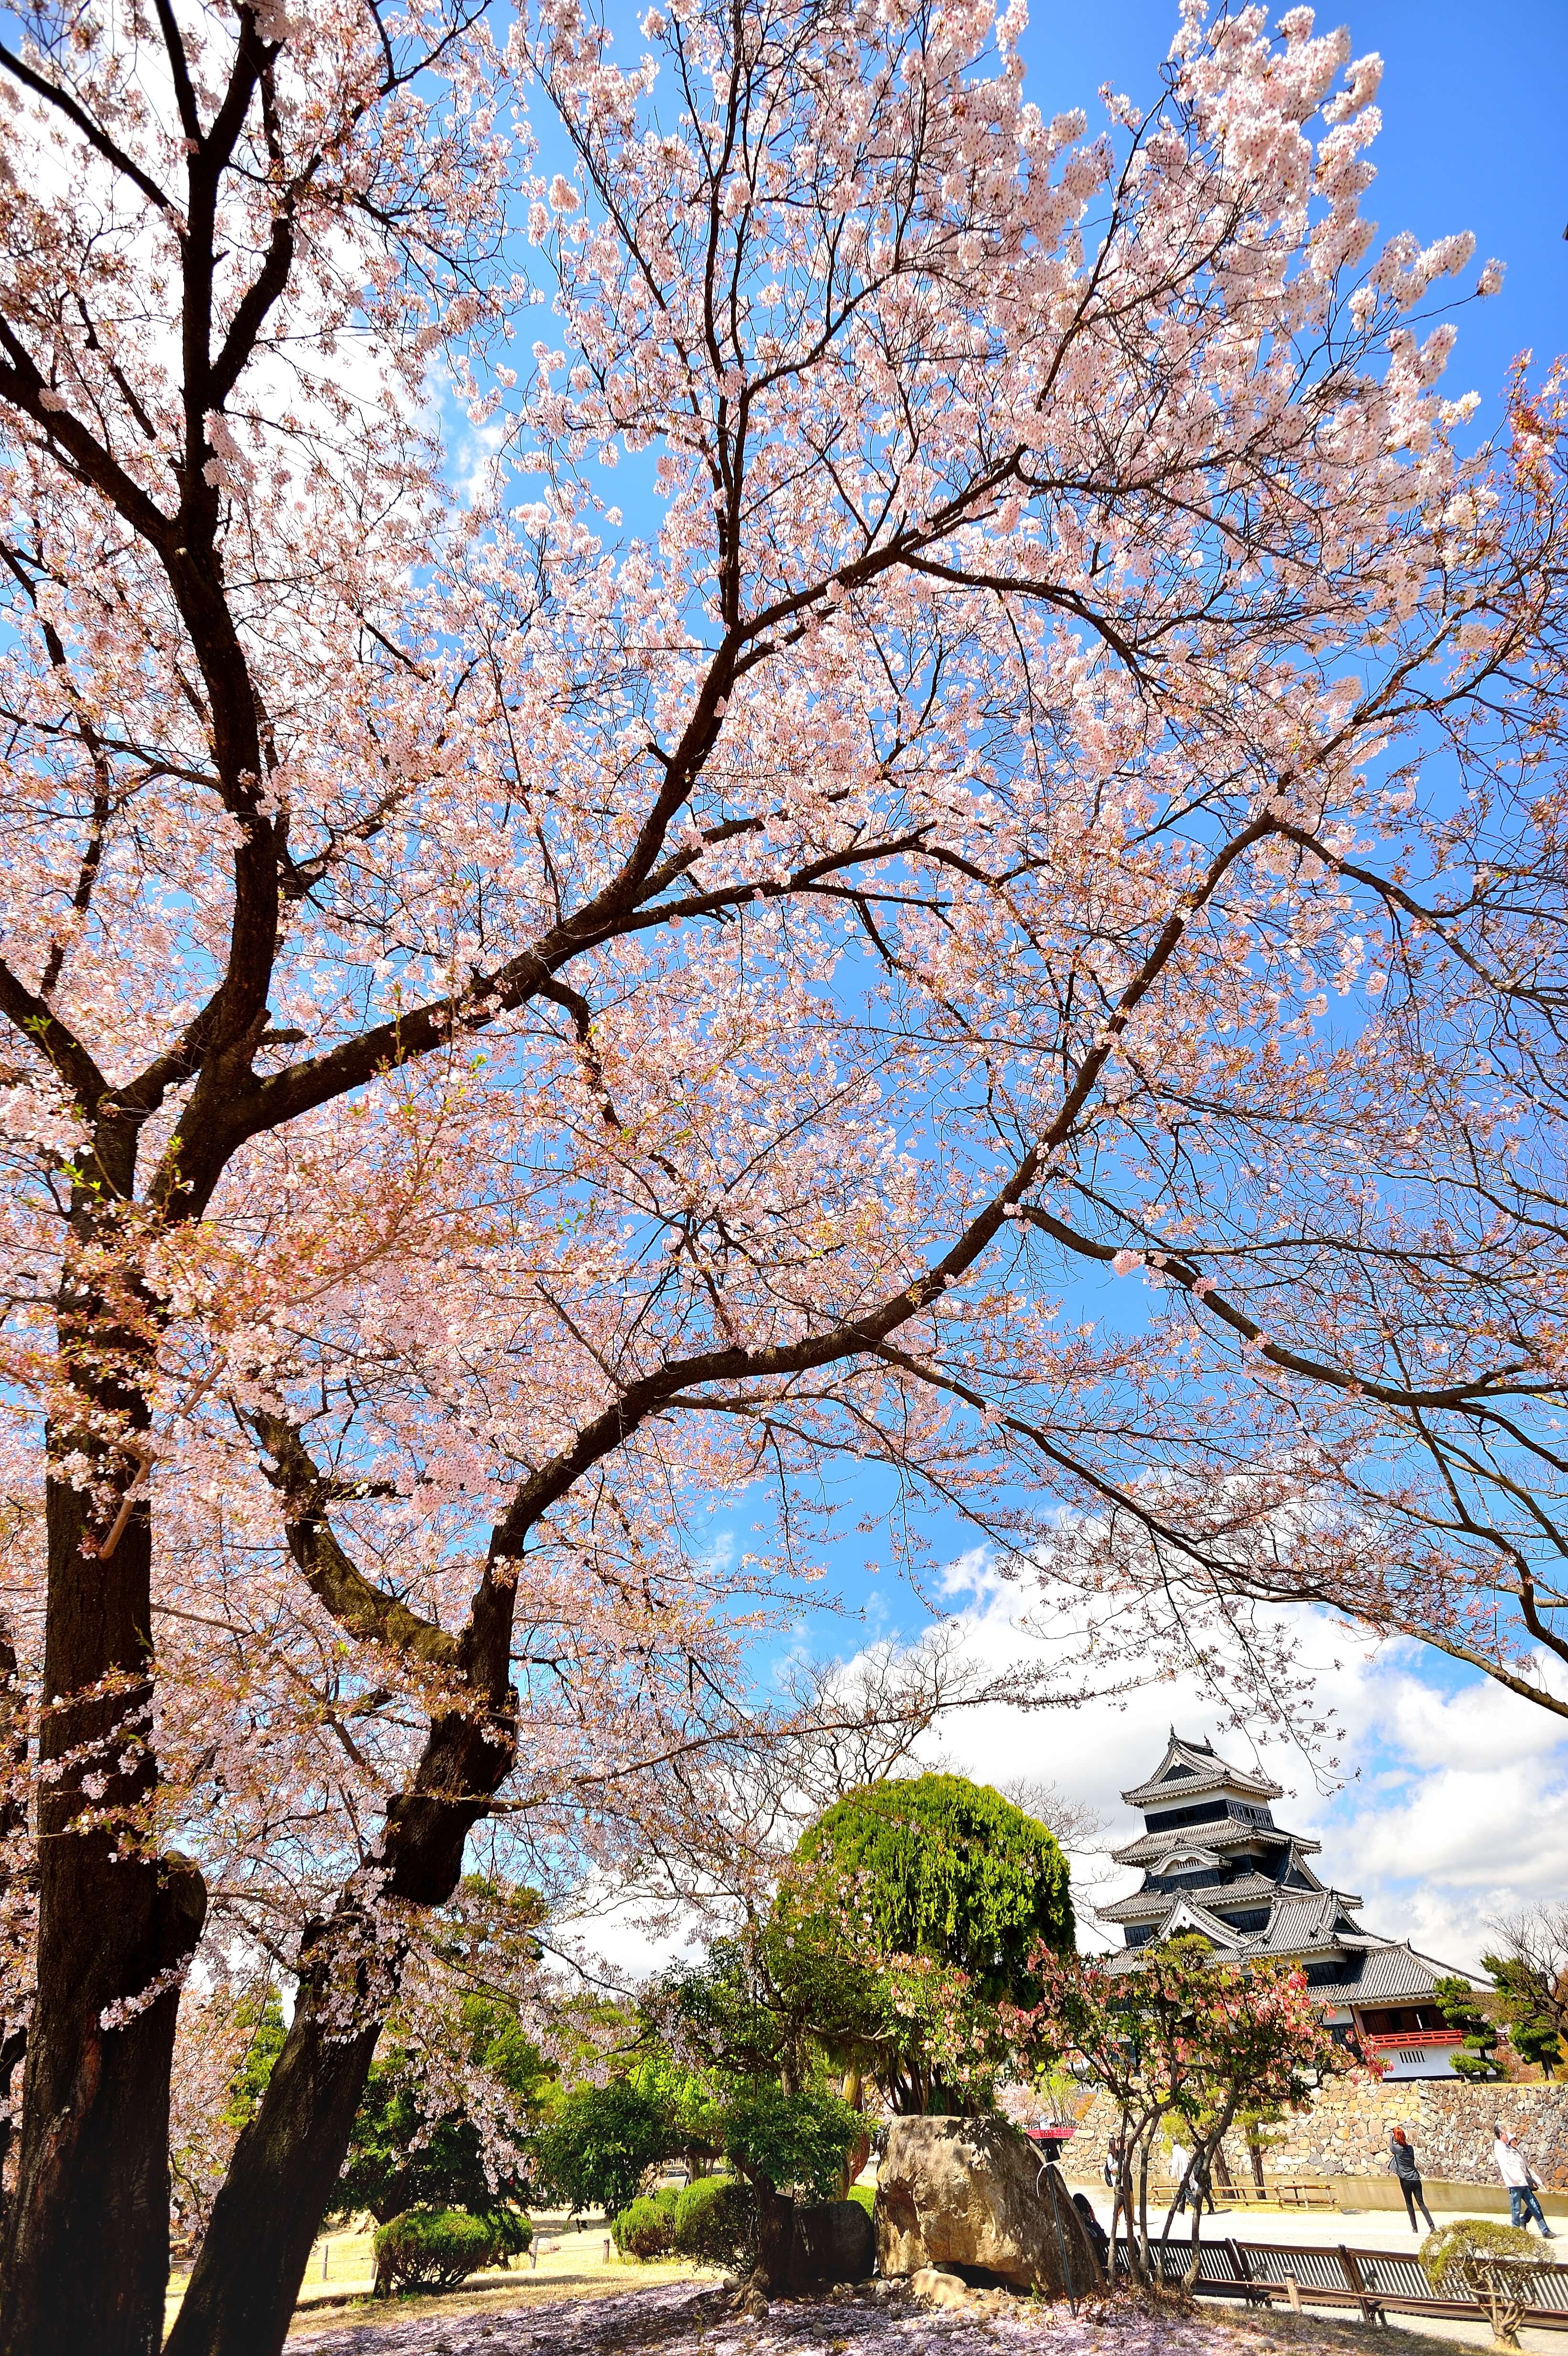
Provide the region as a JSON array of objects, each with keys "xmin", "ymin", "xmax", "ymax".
[
  {"xmin": 751, "ymin": 2187, "xmax": 797, "ymax": 2296},
  {"xmin": 0, "ymin": 1623, "xmax": 31, "ymax": 2212},
  {"xmin": 0, "ymin": 1466, "xmax": 206, "ymax": 2356},
  {"xmin": 0, "ymin": 2030, "xmax": 25, "ymax": 2198},
  {"xmin": 166, "ymin": 1699, "xmax": 514, "ymax": 2356},
  {"xmin": 160, "ymin": 1943, "xmax": 381, "ymax": 2356}
]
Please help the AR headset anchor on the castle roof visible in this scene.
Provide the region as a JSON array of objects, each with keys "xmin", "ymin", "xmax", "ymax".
[
  {"xmin": 1102, "ymin": 1731, "xmax": 1473, "ymax": 2007},
  {"xmin": 1121, "ymin": 1729, "xmax": 1282, "ymax": 1812},
  {"xmin": 1111, "ymin": 1818, "xmax": 1320, "ymax": 1868},
  {"xmin": 1095, "ymin": 1864, "xmax": 1329, "ymax": 1926}
]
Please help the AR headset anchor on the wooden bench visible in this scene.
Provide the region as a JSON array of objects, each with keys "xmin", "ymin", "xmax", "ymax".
[
  {"xmin": 1268, "ymin": 2176, "xmax": 1335, "ymax": 2209},
  {"xmin": 1142, "ymin": 2179, "xmax": 1228, "ymax": 2211}
]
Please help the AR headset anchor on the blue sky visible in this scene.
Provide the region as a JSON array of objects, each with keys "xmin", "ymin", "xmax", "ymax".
[
  {"xmin": 751, "ymin": 0, "xmax": 1568, "ymax": 1969},
  {"xmin": 491, "ymin": 0, "xmax": 1568, "ymax": 1964}
]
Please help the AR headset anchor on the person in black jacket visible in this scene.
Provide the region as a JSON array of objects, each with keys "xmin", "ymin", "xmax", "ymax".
[
  {"xmin": 1390, "ymin": 2128, "xmax": 1436, "ymax": 2232},
  {"xmin": 1072, "ymin": 2191, "xmax": 1111, "ymax": 2266}
]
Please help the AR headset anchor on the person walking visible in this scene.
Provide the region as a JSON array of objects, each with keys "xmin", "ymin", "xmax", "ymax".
[
  {"xmin": 1103, "ymin": 2135, "xmax": 1122, "ymax": 2193},
  {"xmin": 1169, "ymin": 2138, "xmax": 1191, "ymax": 2217},
  {"xmin": 1388, "ymin": 2129, "xmax": 1436, "ymax": 2234},
  {"xmin": 1494, "ymin": 2124, "xmax": 1556, "ymax": 2237}
]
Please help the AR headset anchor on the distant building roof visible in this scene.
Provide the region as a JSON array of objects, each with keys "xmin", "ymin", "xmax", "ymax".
[
  {"xmin": 1111, "ymin": 1819, "xmax": 1320, "ymax": 1868},
  {"xmin": 1095, "ymin": 1866, "xmax": 1325, "ymax": 1925},
  {"xmin": 1339, "ymin": 1940, "xmax": 1467, "ymax": 2005}
]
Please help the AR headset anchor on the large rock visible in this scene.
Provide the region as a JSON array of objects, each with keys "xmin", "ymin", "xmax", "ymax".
[
  {"xmin": 793, "ymin": 2198, "xmax": 875, "ymax": 2286},
  {"xmin": 874, "ymin": 2116, "xmax": 1102, "ymax": 2295}
]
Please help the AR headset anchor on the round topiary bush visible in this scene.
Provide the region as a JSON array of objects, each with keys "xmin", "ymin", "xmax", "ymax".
[
  {"xmin": 796, "ymin": 1773, "xmax": 1074, "ymax": 1998},
  {"xmin": 372, "ymin": 2206, "xmax": 505, "ymax": 2293},
  {"xmin": 1421, "ymin": 2218, "xmax": 1546, "ymax": 2292},
  {"xmin": 672, "ymin": 2175, "xmax": 756, "ymax": 2268},
  {"xmin": 611, "ymin": 2190, "xmax": 680, "ymax": 2259}
]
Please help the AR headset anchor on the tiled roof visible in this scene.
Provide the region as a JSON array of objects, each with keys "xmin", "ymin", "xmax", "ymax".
[
  {"xmin": 1105, "ymin": 1884, "xmax": 1365, "ymax": 1960},
  {"xmin": 1336, "ymin": 1939, "xmax": 1462, "ymax": 2003},
  {"xmin": 1104, "ymin": 1895, "xmax": 1250, "ymax": 1960},
  {"xmin": 1105, "ymin": 1926, "xmax": 1466, "ymax": 2002},
  {"xmin": 1094, "ymin": 1870, "xmax": 1292, "ymax": 1925},
  {"xmin": 1108, "ymin": 1732, "xmax": 1474, "ymax": 2002},
  {"xmin": 1121, "ymin": 1731, "xmax": 1282, "ymax": 1811},
  {"xmin": 1111, "ymin": 1818, "xmax": 1318, "ymax": 1868},
  {"xmin": 1265, "ymin": 1890, "xmax": 1362, "ymax": 1946}
]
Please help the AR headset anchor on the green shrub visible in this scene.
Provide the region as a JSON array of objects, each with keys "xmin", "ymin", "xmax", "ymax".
[
  {"xmin": 495, "ymin": 2210, "xmax": 534, "ymax": 2259},
  {"xmin": 611, "ymin": 2188, "xmax": 681, "ymax": 2259},
  {"xmin": 672, "ymin": 2175, "xmax": 756, "ymax": 2267},
  {"xmin": 848, "ymin": 2182, "xmax": 874, "ymax": 2217},
  {"xmin": 721, "ymin": 2083, "xmax": 860, "ymax": 2203},
  {"xmin": 372, "ymin": 2207, "xmax": 503, "ymax": 2293},
  {"xmin": 1421, "ymin": 2219, "xmax": 1545, "ymax": 2293},
  {"xmin": 1421, "ymin": 2217, "xmax": 1546, "ymax": 2347},
  {"xmin": 534, "ymin": 2081, "xmax": 676, "ymax": 2217},
  {"xmin": 1434, "ymin": 1977, "xmax": 1502, "ymax": 2081},
  {"xmin": 796, "ymin": 1773, "xmax": 1075, "ymax": 1996}
]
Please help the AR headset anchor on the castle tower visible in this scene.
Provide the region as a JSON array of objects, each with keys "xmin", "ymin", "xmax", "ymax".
[{"xmin": 1100, "ymin": 1730, "xmax": 1471, "ymax": 2079}]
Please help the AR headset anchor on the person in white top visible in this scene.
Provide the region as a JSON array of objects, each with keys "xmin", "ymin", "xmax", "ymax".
[
  {"xmin": 1168, "ymin": 2139, "xmax": 1191, "ymax": 2217},
  {"xmin": 1494, "ymin": 2124, "xmax": 1555, "ymax": 2237}
]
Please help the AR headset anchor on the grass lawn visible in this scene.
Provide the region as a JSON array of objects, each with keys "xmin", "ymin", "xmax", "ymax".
[{"xmin": 162, "ymin": 2219, "xmax": 713, "ymax": 2341}]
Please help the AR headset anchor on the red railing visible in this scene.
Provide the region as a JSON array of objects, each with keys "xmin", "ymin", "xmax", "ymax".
[{"xmin": 1358, "ymin": 2029, "xmax": 1463, "ymax": 2051}]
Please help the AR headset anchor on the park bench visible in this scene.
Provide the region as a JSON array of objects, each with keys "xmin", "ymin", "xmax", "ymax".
[{"xmin": 1268, "ymin": 2175, "xmax": 1335, "ymax": 2209}]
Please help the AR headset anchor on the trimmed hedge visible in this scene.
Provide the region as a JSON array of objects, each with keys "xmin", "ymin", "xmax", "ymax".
[
  {"xmin": 672, "ymin": 2175, "xmax": 756, "ymax": 2267},
  {"xmin": 495, "ymin": 2208, "xmax": 534, "ymax": 2259},
  {"xmin": 373, "ymin": 2206, "xmax": 510, "ymax": 2292},
  {"xmin": 611, "ymin": 2187, "xmax": 682, "ymax": 2259}
]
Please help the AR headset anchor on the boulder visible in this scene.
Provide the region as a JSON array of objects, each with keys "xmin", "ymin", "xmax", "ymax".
[
  {"xmin": 793, "ymin": 2198, "xmax": 875, "ymax": 2286},
  {"xmin": 908, "ymin": 2265, "xmax": 1014, "ymax": 2318},
  {"xmin": 874, "ymin": 2116, "xmax": 1102, "ymax": 2295}
]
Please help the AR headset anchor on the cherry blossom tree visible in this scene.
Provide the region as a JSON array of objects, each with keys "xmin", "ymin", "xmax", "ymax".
[
  {"xmin": 1021, "ymin": 1937, "xmax": 1346, "ymax": 2283},
  {"xmin": 2, "ymin": 0, "xmax": 1568, "ymax": 2352}
]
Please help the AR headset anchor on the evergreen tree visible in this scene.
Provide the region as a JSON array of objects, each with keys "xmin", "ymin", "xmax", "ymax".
[
  {"xmin": 1435, "ymin": 1976, "xmax": 1502, "ymax": 2081},
  {"xmin": 782, "ymin": 1773, "xmax": 1075, "ymax": 2109}
]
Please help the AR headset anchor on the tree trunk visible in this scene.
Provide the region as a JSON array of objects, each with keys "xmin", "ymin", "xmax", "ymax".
[
  {"xmin": 161, "ymin": 1943, "xmax": 381, "ymax": 2356},
  {"xmin": 836, "ymin": 2070, "xmax": 868, "ymax": 2197},
  {"xmin": 0, "ymin": 1623, "xmax": 31, "ymax": 2214},
  {"xmin": 165, "ymin": 1695, "xmax": 514, "ymax": 2356},
  {"xmin": 751, "ymin": 2186, "xmax": 797, "ymax": 2296},
  {"xmin": 0, "ymin": 1463, "xmax": 206, "ymax": 2356}
]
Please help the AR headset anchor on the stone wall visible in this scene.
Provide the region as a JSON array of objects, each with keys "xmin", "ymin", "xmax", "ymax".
[{"xmin": 1061, "ymin": 2078, "xmax": 1568, "ymax": 2192}]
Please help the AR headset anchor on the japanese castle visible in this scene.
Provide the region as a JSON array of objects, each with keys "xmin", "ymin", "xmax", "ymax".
[{"xmin": 1101, "ymin": 1731, "xmax": 1469, "ymax": 2078}]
